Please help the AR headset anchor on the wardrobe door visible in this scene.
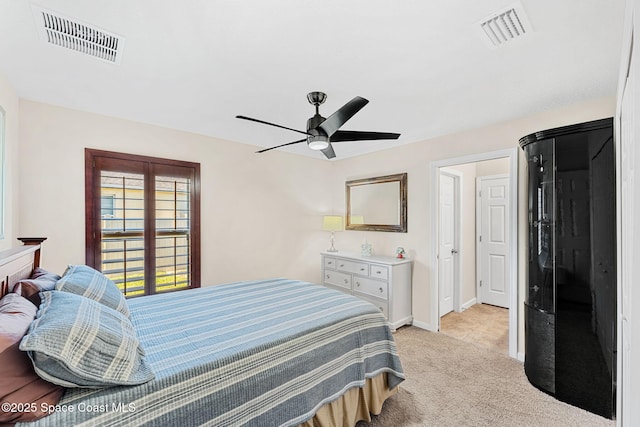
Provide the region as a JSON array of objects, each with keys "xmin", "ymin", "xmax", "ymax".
[
  {"xmin": 554, "ymin": 127, "xmax": 615, "ymax": 419},
  {"xmin": 524, "ymin": 137, "xmax": 556, "ymax": 393}
]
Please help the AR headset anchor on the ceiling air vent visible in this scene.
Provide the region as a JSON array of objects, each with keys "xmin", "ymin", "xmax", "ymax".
[
  {"xmin": 32, "ymin": 6, "xmax": 125, "ymax": 64},
  {"xmin": 478, "ymin": 3, "xmax": 532, "ymax": 47}
]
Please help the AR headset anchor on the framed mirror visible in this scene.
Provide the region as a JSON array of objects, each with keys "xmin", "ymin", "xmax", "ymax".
[{"xmin": 345, "ymin": 173, "xmax": 407, "ymax": 232}]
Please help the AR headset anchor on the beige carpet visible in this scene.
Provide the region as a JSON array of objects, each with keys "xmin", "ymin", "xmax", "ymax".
[
  {"xmin": 440, "ymin": 303, "xmax": 509, "ymax": 354},
  {"xmin": 358, "ymin": 326, "xmax": 614, "ymax": 427}
]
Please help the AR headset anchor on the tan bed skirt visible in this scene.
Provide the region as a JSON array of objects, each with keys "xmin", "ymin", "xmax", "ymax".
[{"xmin": 298, "ymin": 373, "xmax": 398, "ymax": 427}]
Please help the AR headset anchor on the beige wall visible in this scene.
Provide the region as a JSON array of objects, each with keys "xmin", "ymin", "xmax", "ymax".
[
  {"xmin": 14, "ymin": 91, "xmax": 615, "ymax": 357},
  {"xmin": 476, "ymin": 157, "xmax": 510, "ymax": 177},
  {"xmin": 0, "ymin": 73, "xmax": 20, "ymax": 251},
  {"xmin": 329, "ymin": 96, "xmax": 615, "ymax": 355},
  {"xmin": 18, "ymin": 100, "xmax": 333, "ymax": 285}
]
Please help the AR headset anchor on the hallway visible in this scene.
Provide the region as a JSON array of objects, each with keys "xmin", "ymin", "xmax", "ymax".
[{"xmin": 440, "ymin": 303, "xmax": 508, "ymax": 354}]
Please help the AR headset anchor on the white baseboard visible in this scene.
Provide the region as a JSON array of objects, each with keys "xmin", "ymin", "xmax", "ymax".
[
  {"xmin": 461, "ymin": 298, "xmax": 477, "ymax": 311},
  {"xmin": 389, "ymin": 316, "xmax": 413, "ymax": 332},
  {"xmin": 411, "ymin": 319, "xmax": 437, "ymax": 332},
  {"xmin": 517, "ymin": 352, "xmax": 525, "ymax": 362}
]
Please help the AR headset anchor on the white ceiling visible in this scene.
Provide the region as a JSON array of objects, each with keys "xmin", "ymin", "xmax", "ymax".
[{"xmin": 0, "ymin": 0, "xmax": 626, "ymax": 160}]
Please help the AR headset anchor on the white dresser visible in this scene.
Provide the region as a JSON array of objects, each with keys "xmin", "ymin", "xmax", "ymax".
[{"xmin": 320, "ymin": 251, "xmax": 412, "ymax": 330}]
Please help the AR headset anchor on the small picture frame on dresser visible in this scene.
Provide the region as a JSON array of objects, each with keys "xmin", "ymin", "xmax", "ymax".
[{"xmin": 361, "ymin": 242, "xmax": 372, "ymax": 257}]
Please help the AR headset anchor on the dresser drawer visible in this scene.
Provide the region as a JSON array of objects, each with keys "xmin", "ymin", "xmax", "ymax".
[
  {"xmin": 370, "ymin": 264, "xmax": 389, "ymax": 280},
  {"xmin": 324, "ymin": 257, "xmax": 337, "ymax": 269},
  {"xmin": 358, "ymin": 294, "xmax": 389, "ymax": 318},
  {"xmin": 335, "ymin": 259, "xmax": 369, "ymax": 276},
  {"xmin": 320, "ymin": 252, "xmax": 413, "ymax": 331},
  {"xmin": 353, "ymin": 276, "xmax": 388, "ymax": 299},
  {"xmin": 324, "ymin": 270, "xmax": 351, "ymax": 289}
]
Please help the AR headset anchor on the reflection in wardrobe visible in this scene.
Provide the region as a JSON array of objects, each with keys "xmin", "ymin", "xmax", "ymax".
[{"xmin": 520, "ymin": 118, "xmax": 616, "ymax": 419}]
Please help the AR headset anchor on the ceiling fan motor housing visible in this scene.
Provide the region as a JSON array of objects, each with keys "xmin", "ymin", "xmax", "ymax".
[{"xmin": 307, "ymin": 114, "xmax": 329, "ymax": 150}]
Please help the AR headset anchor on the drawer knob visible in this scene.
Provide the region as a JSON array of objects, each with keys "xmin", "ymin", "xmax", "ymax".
[
  {"xmin": 326, "ymin": 274, "xmax": 330, "ymax": 279},
  {"xmin": 344, "ymin": 279, "xmax": 348, "ymax": 284},
  {"xmin": 328, "ymin": 261, "xmax": 333, "ymax": 265},
  {"xmin": 339, "ymin": 264, "xmax": 344, "ymax": 267},
  {"xmin": 360, "ymin": 268, "xmax": 365, "ymax": 271},
  {"xmin": 379, "ymin": 287, "xmax": 384, "ymax": 293},
  {"xmin": 356, "ymin": 282, "xmax": 360, "ymax": 287},
  {"xmin": 376, "ymin": 271, "xmax": 382, "ymax": 274}
]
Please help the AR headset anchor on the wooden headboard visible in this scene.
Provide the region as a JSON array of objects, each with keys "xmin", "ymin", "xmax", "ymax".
[{"xmin": 0, "ymin": 237, "xmax": 47, "ymax": 299}]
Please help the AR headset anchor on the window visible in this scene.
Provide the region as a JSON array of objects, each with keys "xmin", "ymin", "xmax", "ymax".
[
  {"xmin": 100, "ymin": 194, "xmax": 115, "ymax": 218},
  {"xmin": 85, "ymin": 149, "xmax": 201, "ymax": 297}
]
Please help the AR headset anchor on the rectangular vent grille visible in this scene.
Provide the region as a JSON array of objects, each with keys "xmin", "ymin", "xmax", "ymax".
[
  {"xmin": 480, "ymin": 6, "xmax": 530, "ymax": 47},
  {"xmin": 34, "ymin": 8, "xmax": 124, "ymax": 63}
]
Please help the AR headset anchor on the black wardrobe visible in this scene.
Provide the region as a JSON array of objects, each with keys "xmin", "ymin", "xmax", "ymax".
[{"xmin": 520, "ymin": 118, "xmax": 616, "ymax": 419}]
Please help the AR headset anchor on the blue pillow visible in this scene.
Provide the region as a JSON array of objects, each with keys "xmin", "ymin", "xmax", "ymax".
[
  {"xmin": 20, "ymin": 291, "xmax": 154, "ymax": 388},
  {"xmin": 56, "ymin": 264, "xmax": 130, "ymax": 318}
]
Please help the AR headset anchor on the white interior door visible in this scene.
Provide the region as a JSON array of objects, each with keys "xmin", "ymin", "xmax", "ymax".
[
  {"xmin": 478, "ymin": 176, "xmax": 510, "ymax": 308},
  {"xmin": 439, "ymin": 172, "xmax": 458, "ymax": 316}
]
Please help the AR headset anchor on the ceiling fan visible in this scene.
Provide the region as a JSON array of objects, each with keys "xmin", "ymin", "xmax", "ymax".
[{"xmin": 236, "ymin": 92, "xmax": 401, "ymax": 159}]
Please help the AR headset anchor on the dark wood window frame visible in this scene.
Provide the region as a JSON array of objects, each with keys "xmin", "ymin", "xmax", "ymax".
[{"xmin": 85, "ymin": 148, "xmax": 201, "ymax": 296}]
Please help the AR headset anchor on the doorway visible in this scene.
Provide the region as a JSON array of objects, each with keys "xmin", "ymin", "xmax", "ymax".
[{"xmin": 430, "ymin": 148, "xmax": 518, "ymax": 359}]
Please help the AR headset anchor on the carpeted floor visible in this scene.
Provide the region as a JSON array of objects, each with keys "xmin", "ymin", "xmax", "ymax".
[
  {"xmin": 358, "ymin": 326, "xmax": 615, "ymax": 427},
  {"xmin": 440, "ymin": 303, "xmax": 509, "ymax": 354}
]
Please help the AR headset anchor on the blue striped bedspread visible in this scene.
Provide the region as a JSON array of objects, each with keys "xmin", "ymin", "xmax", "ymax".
[{"xmin": 19, "ymin": 278, "xmax": 405, "ymax": 427}]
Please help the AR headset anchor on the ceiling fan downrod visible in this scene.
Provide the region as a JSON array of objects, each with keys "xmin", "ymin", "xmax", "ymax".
[{"xmin": 307, "ymin": 91, "xmax": 327, "ymax": 115}]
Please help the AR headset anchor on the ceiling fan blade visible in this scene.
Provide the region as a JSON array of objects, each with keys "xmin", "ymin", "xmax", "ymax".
[
  {"xmin": 317, "ymin": 96, "xmax": 369, "ymax": 137},
  {"xmin": 236, "ymin": 115, "xmax": 310, "ymax": 136},
  {"xmin": 255, "ymin": 138, "xmax": 306, "ymax": 153},
  {"xmin": 330, "ymin": 130, "xmax": 401, "ymax": 142},
  {"xmin": 321, "ymin": 143, "xmax": 336, "ymax": 159}
]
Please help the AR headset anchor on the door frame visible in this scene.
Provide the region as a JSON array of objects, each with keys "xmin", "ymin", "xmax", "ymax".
[
  {"xmin": 438, "ymin": 169, "xmax": 462, "ymax": 314},
  {"xmin": 429, "ymin": 148, "xmax": 518, "ymax": 359},
  {"xmin": 476, "ymin": 174, "xmax": 510, "ymax": 307}
]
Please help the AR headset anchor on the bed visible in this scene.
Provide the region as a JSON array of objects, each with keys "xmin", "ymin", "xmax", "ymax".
[{"xmin": 0, "ymin": 240, "xmax": 405, "ymax": 426}]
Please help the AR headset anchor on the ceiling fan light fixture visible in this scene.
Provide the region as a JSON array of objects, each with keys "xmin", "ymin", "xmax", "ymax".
[{"xmin": 307, "ymin": 135, "xmax": 330, "ymax": 150}]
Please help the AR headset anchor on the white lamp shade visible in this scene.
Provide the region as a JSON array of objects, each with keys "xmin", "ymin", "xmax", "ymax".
[
  {"xmin": 322, "ymin": 215, "xmax": 343, "ymax": 231},
  {"xmin": 349, "ymin": 215, "xmax": 365, "ymax": 225}
]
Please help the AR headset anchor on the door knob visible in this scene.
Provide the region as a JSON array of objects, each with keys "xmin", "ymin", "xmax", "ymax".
[{"xmin": 451, "ymin": 249, "xmax": 459, "ymax": 254}]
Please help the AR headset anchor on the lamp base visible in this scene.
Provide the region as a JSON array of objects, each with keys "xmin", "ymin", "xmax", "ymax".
[{"xmin": 326, "ymin": 232, "xmax": 338, "ymax": 252}]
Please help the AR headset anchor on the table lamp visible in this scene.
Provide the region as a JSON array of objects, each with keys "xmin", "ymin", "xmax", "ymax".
[{"xmin": 322, "ymin": 215, "xmax": 343, "ymax": 252}]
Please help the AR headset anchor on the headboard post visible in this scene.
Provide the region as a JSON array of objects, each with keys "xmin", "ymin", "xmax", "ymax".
[
  {"xmin": 17, "ymin": 237, "xmax": 47, "ymax": 268},
  {"xmin": 0, "ymin": 237, "xmax": 47, "ymax": 299}
]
